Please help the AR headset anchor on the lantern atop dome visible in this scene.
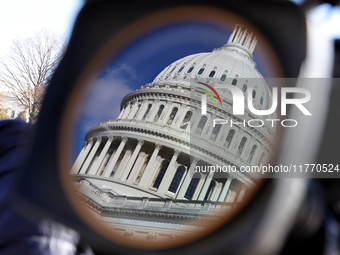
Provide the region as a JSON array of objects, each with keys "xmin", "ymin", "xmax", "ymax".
[{"xmin": 218, "ymin": 24, "xmax": 258, "ymax": 58}]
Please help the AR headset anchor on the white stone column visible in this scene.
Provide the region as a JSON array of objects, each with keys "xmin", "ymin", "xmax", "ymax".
[
  {"xmin": 160, "ymin": 101, "xmax": 173, "ymax": 125},
  {"xmin": 149, "ymin": 156, "xmax": 162, "ymax": 185},
  {"xmin": 176, "ymin": 157, "xmax": 199, "ymax": 199},
  {"xmin": 218, "ymin": 177, "xmax": 234, "ymax": 202},
  {"xmin": 228, "ymin": 28, "xmax": 237, "ymax": 43},
  {"xmin": 193, "ymin": 177, "xmax": 204, "ymax": 200},
  {"xmin": 173, "ymin": 105, "xmax": 186, "ymax": 128},
  {"xmin": 120, "ymin": 139, "xmax": 144, "ymax": 181},
  {"xmin": 157, "ymin": 150, "xmax": 181, "ymax": 194},
  {"xmin": 70, "ymin": 139, "xmax": 93, "ymax": 174},
  {"xmin": 103, "ymin": 137, "xmax": 128, "ymax": 177},
  {"xmin": 127, "ymin": 152, "xmax": 146, "ymax": 183},
  {"xmin": 237, "ymin": 185, "xmax": 248, "ymax": 202},
  {"xmin": 198, "ymin": 171, "xmax": 214, "ymax": 201},
  {"xmin": 118, "ymin": 106, "xmax": 125, "ymax": 119},
  {"xmin": 139, "ymin": 144, "xmax": 162, "ymax": 188},
  {"xmin": 211, "ymin": 182, "xmax": 223, "ymax": 201},
  {"xmin": 188, "ymin": 108, "xmax": 199, "ymax": 131},
  {"xmin": 87, "ymin": 136, "xmax": 115, "ymax": 175},
  {"xmin": 203, "ymin": 113, "xmax": 215, "ymax": 137},
  {"xmin": 79, "ymin": 137, "xmax": 102, "ymax": 174},
  {"xmin": 114, "ymin": 150, "xmax": 132, "ymax": 179},
  {"xmin": 128, "ymin": 102, "xmax": 139, "ymax": 119},
  {"xmin": 148, "ymin": 100, "xmax": 161, "ymax": 121},
  {"xmin": 98, "ymin": 153, "xmax": 111, "ymax": 175},
  {"xmin": 122, "ymin": 103, "xmax": 131, "ymax": 119},
  {"xmin": 137, "ymin": 101, "xmax": 149, "ymax": 121}
]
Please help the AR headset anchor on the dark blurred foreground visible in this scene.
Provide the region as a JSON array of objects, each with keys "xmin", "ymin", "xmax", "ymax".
[{"xmin": 0, "ymin": 119, "xmax": 93, "ymax": 255}]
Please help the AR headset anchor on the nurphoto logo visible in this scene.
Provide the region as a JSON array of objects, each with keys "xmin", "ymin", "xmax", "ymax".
[{"xmin": 195, "ymin": 81, "xmax": 312, "ymax": 128}]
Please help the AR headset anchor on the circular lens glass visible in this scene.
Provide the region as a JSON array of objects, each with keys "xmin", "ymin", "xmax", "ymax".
[{"xmin": 58, "ymin": 6, "xmax": 284, "ymax": 250}]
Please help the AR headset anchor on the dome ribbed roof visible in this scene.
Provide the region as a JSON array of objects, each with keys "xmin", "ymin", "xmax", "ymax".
[{"xmin": 152, "ymin": 25, "xmax": 273, "ymax": 114}]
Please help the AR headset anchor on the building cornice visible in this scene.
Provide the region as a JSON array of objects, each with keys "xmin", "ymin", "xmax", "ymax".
[{"xmin": 77, "ymin": 179, "xmax": 238, "ymax": 226}]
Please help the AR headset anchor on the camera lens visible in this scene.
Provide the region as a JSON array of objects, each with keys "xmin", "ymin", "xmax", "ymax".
[{"xmin": 58, "ymin": 6, "xmax": 283, "ymax": 249}]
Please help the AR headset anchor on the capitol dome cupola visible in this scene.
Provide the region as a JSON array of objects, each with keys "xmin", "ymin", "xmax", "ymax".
[
  {"xmin": 215, "ymin": 24, "xmax": 258, "ymax": 59},
  {"xmin": 151, "ymin": 25, "xmax": 273, "ymax": 115},
  {"xmin": 153, "ymin": 24, "xmax": 263, "ymax": 85}
]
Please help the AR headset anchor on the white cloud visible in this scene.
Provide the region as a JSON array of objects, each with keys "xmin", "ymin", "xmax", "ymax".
[{"xmin": 78, "ymin": 64, "xmax": 136, "ymax": 132}]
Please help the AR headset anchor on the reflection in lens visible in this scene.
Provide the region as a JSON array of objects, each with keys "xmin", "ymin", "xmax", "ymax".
[{"xmin": 67, "ymin": 20, "xmax": 280, "ymax": 249}]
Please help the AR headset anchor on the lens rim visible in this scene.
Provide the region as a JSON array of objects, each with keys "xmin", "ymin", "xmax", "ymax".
[
  {"xmin": 15, "ymin": 1, "xmax": 308, "ymax": 254},
  {"xmin": 58, "ymin": 4, "xmax": 284, "ymax": 250}
]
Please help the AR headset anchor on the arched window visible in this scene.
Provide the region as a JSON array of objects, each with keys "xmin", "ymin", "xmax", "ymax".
[
  {"xmin": 247, "ymin": 145, "xmax": 257, "ymax": 163},
  {"xmin": 195, "ymin": 116, "xmax": 208, "ymax": 135},
  {"xmin": 153, "ymin": 105, "xmax": 164, "ymax": 122},
  {"xmin": 142, "ymin": 104, "xmax": 152, "ymax": 120},
  {"xmin": 232, "ymin": 79, "xmax": 237, "ymax": 85},
  {"xmin": 204, "ymin": 181, "xmax": 216, "ymax": 200},
  {"xmin": 252, "ymin": 90, "xmax": 256, "ymax": 99},
  {"xmin": 242, "ymin": 84, "xmax": 247, "ymax": 93},
  {"xmin": 187, "ymin": 66, "xmax": 194, "ymax": 73},
  {"xmin": 220, "ymin": 74, "xmax": 227, "ymax": 82},
  {"xmin": 260, "ymin": 96, "xmax": 264, "ymax": 105},
  {"xmin": 197, "ymin": 68, "xmax": 204, "ymax": 75},
  {"xmin": 178, "ymin": 66, "xmax": 184, "ymax": 73},
  {"xmin": 209, "ymin": 123, "xmax": 221, "ymax": 141},
  {"xmin": 224, "ymin": 129, "xmax": 235, "ymax": 148},
  {"xmin": 166, "ymin": 107, "xmax": 178, "ymax": 125},
  {"xmin": 184, "ymin": 173, "xmax": 201, "ymax": 200},
  {"xmin": 168, "ymin": 166, "xmax": 186, "ymax": 193},
  {"xmin": 209, "ymin": 70, "xmax": 215, "ymax": 78},
  {"xmin": 152, "ymin": 160, "xmax": 169, "ymax": 189},
  {"xmin": 237, "ymin": 137, "xmax": 247, "ymax": 156},
  {"xmin": 180, "ymin": 111, "xmax": 193, "ymax": 130},
  {"xmin": 135, "ymin": 156, "xmax": 150, "ymax": 183},
  {"xmin": 169, "ymin": 67, "xmax": 176, "ymax": 73},
  {"xmin": 133, "ymin": 103, "xmax": 142, "ymax": 119}
]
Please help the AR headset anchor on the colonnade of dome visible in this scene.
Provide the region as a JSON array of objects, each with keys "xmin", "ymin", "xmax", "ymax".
[{"xmin": 71, "ymin": 25, "xmax": 277, "ymax": 205}]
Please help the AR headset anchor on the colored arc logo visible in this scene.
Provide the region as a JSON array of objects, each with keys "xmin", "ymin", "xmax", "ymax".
[{"xmin": 196, "ymin": 82, "xmax": 223, "ymax": 106}]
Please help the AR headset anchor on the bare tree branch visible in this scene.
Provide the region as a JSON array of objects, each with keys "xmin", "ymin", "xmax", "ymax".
[{"xmin": 0, "ymin": 28, "xmax": 66, "ymax": 123}]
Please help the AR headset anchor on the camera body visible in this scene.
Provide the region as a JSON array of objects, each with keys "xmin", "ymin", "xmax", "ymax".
[{"xmin": 12, "ymin": 1, "xmax": 340, "ymax": 254}]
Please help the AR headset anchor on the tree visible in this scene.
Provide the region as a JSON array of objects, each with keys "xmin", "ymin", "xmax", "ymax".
[
  {"xmin": 0, "ymin": 93, "xmax": 7, "ymax": 120},
  {"xmin": 17, "ymin": 111, "xmax": 27, "ymax": 122},
  {"xmin": 0, "ymin": 29, "xmax": 65, "ymax": 123}
]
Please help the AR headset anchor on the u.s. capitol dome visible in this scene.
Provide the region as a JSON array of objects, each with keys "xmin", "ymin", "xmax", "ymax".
[{"xmin": 71, "ymin": 25, "xmax": 277, "ymax": 242}]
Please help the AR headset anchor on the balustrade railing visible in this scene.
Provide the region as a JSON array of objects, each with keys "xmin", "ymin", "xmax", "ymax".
[{"xmin": 78, "ymin": 179, "xmax": 237, "ymax": 214}]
